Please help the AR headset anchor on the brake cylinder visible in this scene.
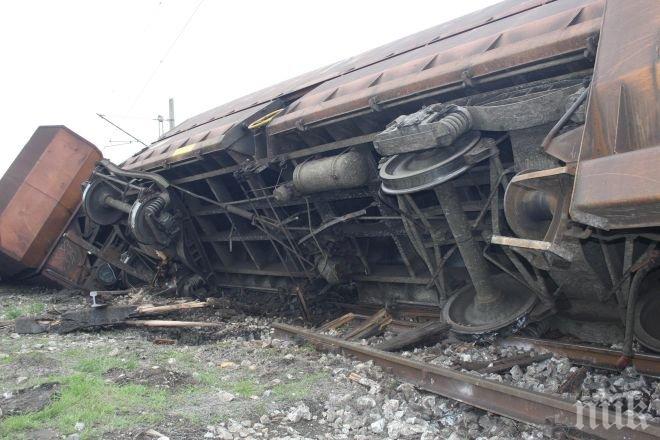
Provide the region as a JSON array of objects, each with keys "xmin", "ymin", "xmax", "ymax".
[{"xmin": 292, "ymin": 150, "xmax": 371, "ymax": 194}]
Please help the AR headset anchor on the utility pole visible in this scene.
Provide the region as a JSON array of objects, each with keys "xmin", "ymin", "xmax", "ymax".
[{"xmin": 168, "ymin": 98, "xmax": 175, "ymax": 130}]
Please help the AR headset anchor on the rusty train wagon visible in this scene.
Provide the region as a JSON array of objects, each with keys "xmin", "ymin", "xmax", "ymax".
[{"xmin": 16, "ymin": 0, "xmax": 660, "ymax": 352}]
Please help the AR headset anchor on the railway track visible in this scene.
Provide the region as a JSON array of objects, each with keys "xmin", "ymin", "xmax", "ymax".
[
  {"xmin": 273, "ymin": 322, "xmax": 660, "ymax": 440},
  {"xmin": 502, "ymin": 337, "xmax": 660, "ymax": 377}
]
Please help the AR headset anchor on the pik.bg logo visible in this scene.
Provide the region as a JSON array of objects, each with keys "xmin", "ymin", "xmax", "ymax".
[{"xmin": 574, "ymin": 397, "xmax": 650, "ymax": 430}]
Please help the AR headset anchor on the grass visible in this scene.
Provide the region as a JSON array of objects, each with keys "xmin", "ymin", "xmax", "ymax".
[
  {"xmin": 3, "ymin": 302, "xmax": 45, "ymax": 320},
  {"xmin": 62, "ymin": 348, "xmax": 139, "ymax": 375},
  {"xmin": 230, "ymin": 378, "xmax": 262, "ymax": 397},
  {"xmin": 153, "ymin": 348, "xmax": 197, "ymax": 369},
  {"xmin": 0, "ymin": 353, "xmax": 12, "ymax": 365},
  {"xmin": 0, "ymin": 374, "xmax": 169, "ymax": 439},
  {"xmin": 0, "ymin": 348, "xmax": 159, "ymax": 439},
  {"xmin": 271, "ymin": 372, "xmax": 327, "ymax": 401}
]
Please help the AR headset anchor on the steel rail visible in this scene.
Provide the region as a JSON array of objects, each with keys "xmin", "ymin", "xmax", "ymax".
[
  {"xmin": 272, "ymin": 322, "xmax": 660, "ymax": 440},
  {"xmin": 502, "ymin": 337, "xmax": 660, "ymax": 377}
]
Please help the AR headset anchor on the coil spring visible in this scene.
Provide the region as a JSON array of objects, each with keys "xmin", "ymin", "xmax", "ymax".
[
  {"xmin": 519, "ymin": 319, "xmax": 551, "ymax": 338},
  {"xmin": 144, "ymin": 195, "xmax": 166, "ymax": 218},
  {"xmin": 437, "ymin": 106, "xmax": 472, "ymax": 146}
]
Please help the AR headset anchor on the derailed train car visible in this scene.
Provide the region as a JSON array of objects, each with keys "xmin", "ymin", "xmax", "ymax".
[{"xmin": 2, "ymin": 0, "xmax": 659, "ymax": 355}]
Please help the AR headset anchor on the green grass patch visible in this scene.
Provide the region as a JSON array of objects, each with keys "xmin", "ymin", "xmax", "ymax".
[
  {"xmin": 0, "ymin": 374, "xmax": 169, "ymax": 439},
  {"xmin": 0, "ymin": 347, "xmax": 149, "ymax": 438},
  {"xmin": 230, "ymin": 378, "xmax": 262, "ymax": 397},
  {"xmin": 2, "ymin": 303, "xmax": 45, "ymax": 320},
  {"xmin": 153, "ymin": 348, "xmax": 197, "ymax": 369},
  {"xmin": 61, "ymin": 348, "xmax": 138, "ymax": 376},
  {"xmin": 271, "ymin": 372, "xmax": 327, "ymax": 400}
]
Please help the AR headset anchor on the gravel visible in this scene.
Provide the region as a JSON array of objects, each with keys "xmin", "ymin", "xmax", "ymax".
[{"xmin": 3, "ymin": 285, "xmax": 660, "ymax": 439}]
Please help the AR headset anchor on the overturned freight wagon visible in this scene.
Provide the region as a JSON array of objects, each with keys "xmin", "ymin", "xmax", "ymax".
[{"xmin": 2, "ymin": 0, "xmax": 659, "ymax": 354}]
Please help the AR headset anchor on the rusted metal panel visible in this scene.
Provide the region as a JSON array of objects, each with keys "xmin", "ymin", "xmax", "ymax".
[
  {"xmin": 125, "ymin": 0, "xmax": 601, "ymax": 171},
  {"xmin": 123, "ymin": 101, "xmax": 275, "ymax": 170},
  {"xmin": 155, "ymin": 0, "xmax": 555, "ymax": 141},
  {"xmin": 0, "ymin": 126, "xmax": 101, "ymax": 278},
  {"xmin": 267, "ymin": 0, "xmax": 603, "ymax": 135},
  {"xmin": 570, "ymin": 0, "xmax": 660, "ymax": 229},
  {"xmin": 40, "ymin": 222, "xmax": 89, "ymax": 289},
  {"xmin": 571, "ymin": 145, "xmax": 660, "ymax": 229},
  {"xmin": 576, "ymin": 0, "xmax": 659, "ymax": 160}
]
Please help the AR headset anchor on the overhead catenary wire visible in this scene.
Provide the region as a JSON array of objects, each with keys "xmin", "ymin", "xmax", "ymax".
[
  {"xmin": 96, "ymin": 113, "xmax": 148, "ymax": 147},
  {"xmin": 127, "ymin": 0, "xmax": 205, "ymax": 113}
]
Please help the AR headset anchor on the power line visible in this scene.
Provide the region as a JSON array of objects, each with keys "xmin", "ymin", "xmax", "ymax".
[
  {"xmin": 97, "ymin": 113, "xmax": 148, "ymax": 147},
  {"xmin": 127, "ymin": 0, "xmax": 205, "ymax": 113}
]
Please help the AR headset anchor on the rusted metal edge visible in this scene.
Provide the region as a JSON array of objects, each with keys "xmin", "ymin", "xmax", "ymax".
[
  {"xmin": 502, "ymin": 336, "xmax": 660, "ymax": 377},
  {"xmin": 272, "ymin": 322, "xmax": 660, "ymax": 439}
]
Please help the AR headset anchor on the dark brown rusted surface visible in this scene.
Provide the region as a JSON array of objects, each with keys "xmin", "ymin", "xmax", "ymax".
[
  {"xmin": 0, "ymin": 126, "xmax": 101, "ymax": 278},
  {"xmin": 40, "ymin": 221, "xmax": 91, "ymax": 289},
  {"xmin": 274, "ymin": 322, "xmax": 660, "ymax": 439},
  {"xmin": 570, "ymin": 0, "xmax": 660, "ymax": 229},
  {"xmin": 571, "ymin": 145, "xmax": 660, "ymax": 229},
  {"xmin": 125, "ymin": 0, "xmax": 603, "ymax": 170},
  {"xmin": 267, "ymin": 0, "xmax": 602, "ymax": 135},
  {"xmin": 147, "ymin": 0, "xmax": 564, "ymax": 139}
]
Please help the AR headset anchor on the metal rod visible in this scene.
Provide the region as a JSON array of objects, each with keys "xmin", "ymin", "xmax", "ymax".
[
  {"xmin": 434, "ymin": 183, "xmax": 499, "ymax": 305},
  {"xmin": 541, "ymin": 86, "xmax": 589, "ymax": 149},
  {"xmin": 103, "ymin": 196, "xmax": 132, "ymax": 213}
]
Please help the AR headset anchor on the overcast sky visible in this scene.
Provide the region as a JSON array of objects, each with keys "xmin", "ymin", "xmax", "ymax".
[{"xmin": 1, "ymin": 0, "xmax": 499, "ymax": 176}]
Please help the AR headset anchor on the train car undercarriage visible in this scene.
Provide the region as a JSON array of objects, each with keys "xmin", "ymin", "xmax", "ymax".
[{"xmin": 2, "ymin": 0, "xmax": 658, "ymax": 358}]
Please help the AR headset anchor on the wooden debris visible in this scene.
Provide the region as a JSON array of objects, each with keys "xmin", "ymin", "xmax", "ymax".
[
  {"xmin": 13, "ymin": 317, "xmax": 54, "ymax": 334},
  {"xmin": 135, "ymin": 301, "xmax": 208, "ymax": 315},
  {"xmin": 374, "ymin": 320, "xmax": 449, "ymax": 351},
  {"xmin": 144, "ymin": 428, "xmax": 170, "ymax": 440},
  {"xmin": 344, "ymin": 309, "xmax": 392, "ymax": 340},
  {"xmin": 353, "ymin": 314, "xmax": 417, "ymax": 333},
  {"xmin": 124, "ymin": 319, "xmax": 224, "ymax": 328},
  {"xmin": 348, "ymin": 372, "xmax": 381, "ymax": 392},
  {"xmin": 318, "ymin": 313, "xmax": 357, "ymax": 332},
  {"xmin": 152, "ymin": 338, "xmax": 177, "ymax": 345},
  {"xmin": 558, "ymin": 366, "xmax": 588, "ymax": 395},
  {"xmin": 14, "ymin": 300, "xmax": 213, "ymax": 334},
  {"xmin": 460, "ymin": 353, "xmax": 553, "ymax": 374}
]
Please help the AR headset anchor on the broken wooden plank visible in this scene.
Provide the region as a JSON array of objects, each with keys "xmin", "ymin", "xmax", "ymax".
[
  {"xmin": 52, "ymin": 305, "xmax": 138, "ymax": 333},
  {"xmin": 15, "ymin": 300, "xmax": 213, "ymax": 334},
  {"xmin": 318, "ymin": 313, "xmax": 357, "ymax": 332},
  {"xmin": 13, "ymin": 317, "xmax": 54, "ymax": 334},
  {"xmin": 124, "ymin": 319, "xmax": 224, "ymax": 328},
  {"xmin": 374, "ymin": 320, "xmax": 449, "ymax": 351},
  {"xmin": 344, "ymin": 309, "xmax": 392, "ymax": 340},
  {"xmin": 352, "ymin": 314, "xmax": 417, "ymax": 333},
  {"xmin": 460, "ymin": 353, "xmax": 553, "ymax": 374},
  {"xmin": 135, "ymin": 301, "xmax": 208, "ymax": 315},
  {"xmin": 152, "ymin": 338, "xmax": 177, "ymax": 345},
  {"xmin": 348, "ymin": 372, "xmax": 381, "ymax": 392},
  {"xmin": 558, "ymin": 366, "xmax": 588, "ymax": 395}
]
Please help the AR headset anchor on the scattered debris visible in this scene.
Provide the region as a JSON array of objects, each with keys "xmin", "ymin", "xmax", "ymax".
[
  {"xmin": 124, "ymin": 319, "xmax": 223, "ymax": 329},
  {"xmin": 318, "ymin": 313, "xmax": 357, "ymax": 332},
  {"xmin": 558, "ymin": 366, "xmax": 588, "ymax": 395},
  {"xmin": 143, "ymin": 428, "xmax": 170, "ymax": 440},
  {"xmin": 152, "ymin": 338, "xmax": 177, "ymax": 345},
  {"xmin": 12, "ymin": 300, "xmax": 218, "ymax": 334},
  {"xmin": 344, "ymin": 309, "xmax": 392, "ymax": 341},
  {"xmin": 375, "ymin": 320, "xmax": 449, "ymax": 352},
  {"xmin": 460, "ymin": 352, "xmax": 553, "ymax": 374}
]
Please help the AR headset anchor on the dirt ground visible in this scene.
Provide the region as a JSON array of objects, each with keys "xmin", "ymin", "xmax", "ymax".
[{"xmin": 0, "ymin": 285, "xmax": 549, "ymax": 440}]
